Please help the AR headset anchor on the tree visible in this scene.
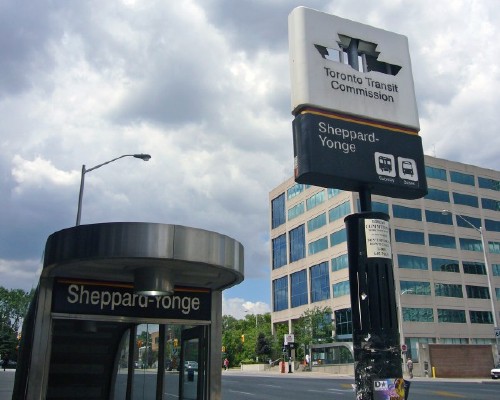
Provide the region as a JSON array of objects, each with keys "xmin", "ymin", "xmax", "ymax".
[
  {"xmin": 293, "ymin": 306, "xmax": 334, "ymax": 358},
  {"xmin": 255, "ymin": 332, "xmax": 271, "ymax": 361}
]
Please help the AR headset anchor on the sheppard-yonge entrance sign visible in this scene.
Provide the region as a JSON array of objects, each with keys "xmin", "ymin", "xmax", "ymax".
[{"xmin": 289, "ymin": 7, "xmax": 427, "ymax": 199}]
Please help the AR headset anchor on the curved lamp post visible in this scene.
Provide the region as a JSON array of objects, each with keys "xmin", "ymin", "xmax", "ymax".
[
  {"xmin": 398, "ymin": 288, "xmax": 414, "ymax": 372},
  {"xmin": 76, "ymin": 153, "xmax": 151, "ymax": 225}
]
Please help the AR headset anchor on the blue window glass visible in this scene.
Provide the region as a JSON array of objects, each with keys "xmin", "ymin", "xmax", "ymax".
[
  {"xmin": 307, "ymin": 213, "xmax": 327, "ymax": 232},
  {"xmin": 308, "ymin": 236, "xmax": 328, "ymax": 255},
  {"xmin": 327, "ymin": 188, "xmax": 342, "ymax": 198},
  {"xmin": 395, "ymin": 229, "xmax": 425, "ymax": 245},
  {"xmin": 463, "ymin": 262, "xmax": 486, "ymax": 275},
  {"xmin": 425, "ymin": 210, "xmax": 453, "ymax": 225},
  {"xmin": 429, "ymin": 234, "xmax": 456, "ymax": 249},
  {"xmin": 330, "ymin": 228, "xmax": 347, "ymax": 246},
  {"xmin": 334, "ymin": 308, "xmax": 352, "ymax": 338},
  {"xmin": 271, "ymin": 193, "xmax": 286, "ymax": 229},
  {"xmin": 328, "ymin": 201, "xmax": 351, "ymax": 222},
  {"xmin": 431, "ymin": 258, "xmax": 459, "ymax": 272},
  {"xmin": 493, "ymin": 264, "xmax": 500, "ymax": 276},
  {"xmin": 272, "ymin": 234, "xmax": 287, "ymax": 269},
  {"xmin": 306, "ymin": 191, "xmax": 325, "ymax": 210},
  {"xmin": 397, "ymin": 254, "xmax": 428, "ymax": 270},
  {"xmin": 372, "ymin": 201, "xmax": 389, "ymax": 214},
  {"xmin": 393, "ymin": 205, "xmax": 422, "ymax": 221},
  {"xmin": 273, "ymin": 277, "xmax": 288, "ymax": 311},
  {"xmin": 459, "ymin": 238, "xmax": 482, "ymax": 252},
  {"xmin": 469, "ymin": 311, "xmax": 493, "ymax": 324},
  {"xmin": 400, "ymin": 281, "xmax": 431, "ymax": 295},
  {"xmin": 438, "ymin": 309, "xmax": 466, "ymax": 323},
  {"xmin": 434, "ymin": 283, "xmax": 463, "ymax": 297},
  {"xmin": 287, "ymin": 183, "xmax": 305, "ymax": 200},
  {"xmin": 496, "ymin": 288, "xmax": 500, "ymax": 300},
  {"xmin": 288, "ymin": 202, "xmax": 305, "ymax": 221},
  {"xmin": 450, "ymin": 171, "xmax": 475, "ymax": 186},
  {"xmin": 425, "ymin": 188, "xmax": 450, "ymax": 202},
  {"xmin": 333, "ymin": 281, "xmax": 350, "ymax": 297},
  {"xmin": 490, "ymin": 241, "xmax": 500, "ymax": 254},
  {"xmin": 425, "ymin": 166, "xmax": 447, "ymax": 181},
  {"xmin": 453, "ymin": 192, "xmax": 478, "ymax": 208},
  {"xmin": 402, "ymin": 307, "xmax": 434, "ymax": 322},
  {"xmin": 485, "ymin": 219, "xmax": 500, "ymax": 232},
  {"xmin": 291, "ymin": 270, "xmax": 308, "ymax": 308},
  {"xmin": 481, "ymin": 197, "xmax": 500, "ymax": 211},
  {"xmin": 478, "ymin": 177, "xmax": 500, "ymax": 191},
  {"xmin": 289, "ymin": 225, "xmax": 305, "ymax": 262},
  {"xmin": 310, "ymin": 262, "xmax": 331, "ymax": 303},
  {"xmin": 456, "ymin": 214, "xmax": 481, "ymax": 229},
  {"xmin": 332, "ymin": 254, "xmax": 349, "ymax": 271},
  {"xmin": 466, "ymin": 285, "xmax": 490, "ymax": 299}
]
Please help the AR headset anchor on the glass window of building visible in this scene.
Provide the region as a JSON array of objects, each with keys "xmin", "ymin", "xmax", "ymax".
[
  {"xmin": 372, "ymin": 201, "xmax": 389, "ymax": 214},
  {"xmin": 272, "ymin": 234, "xmax": 287, "ymax": 269},
  {"xmin": 397, "ymin": 254, "xmax": 428, "ymax": 270},
  {"xmin": 490, "ymin": 241, "xmax": 500, "ymax": 254},
  {"xmin": 496, "ymin": 288, "xmax": 500, "ymax": 300},
  {"xmin": 493, "ymin": 264, "xmax": 500, "ymax": 276},
  {"xmin": 425, "ymin": 188, "xmax": 450, "ymax": 203},
  {"xmin": 291, "ymin": 270, "xmax": 308, "ymax": 308},
  {"xmin": 437, "ymin": 309, "xmax": 466, "ymax": 323},
  {"xmin": 481, "ymin": 197, "xmax": 500, "ymax": 211},
  {"xmin": 425, "ymin": 210, "xmax": 453, "ymax": 225},
  {"xmin": 306, "ymin": 190, "xmax": 325, "ymax": 211},
  {"xmin": 330, "ymin": 228, "xmax": 347, "ymax": 246},
  {"xmin": 485, "ymin": 219, "xmax": 500, "ymax": 232},
  {"xmin": 425, "ymin": 166, "xmax": 447, "ymax": 181},
  {"xmin": 289, "ymin": 225, "xmax": 306, "ymax": 262},
  {"xmin": 466, "ymin": 285, "xmax": 490, "ymax": 299},
  {"xmin": 402, "ymin": 307, "xmax": 434, "ymax": 322},
  {"xmin": 452, "ymin": 192, "xmax": 479, "ymax": 208},
  {"xmin": 459, "ymin": 238, "xmax": 482, "ymax": 252},
  {"xmin": 287, "ymin": 183, "xmax": 305, "ymax": 200},
  {"xmin": 434, "ymin": 283, "xmax": 463, "ymax": 298},
  {"xmin": 332, "ymin": 254, "xmax": 349, "ymax": 272},
  {"xmin": 431, "ymin": 258, "xmax": 459, "ymax": 272},
  {"xmin": 429, "ymin": 234, "xmax": 456, "ymax": 249},
  {"xmin": 327, "ymin": 188, "xmax": 342, "ymax": 198},
  {"xmin": 456, "ymin": 214, "xmax": 481, "ymax": 229},
  {"xmin": 478, "ymin": 176, "xmax": 500, "ymax": 191},
  {"xmin": 334, "ymin": 308, "xmax": 353, "ymax": 338},
  {"xmin": 271, "ymin": 193, "xmax": 286, "ymax": 229},
  {"xmin": 308, "ymin": 236, "xmax": 328, "ymax": 255},
  {"xmin": 310, "ymin": 262, "xmax": 331, "ymax": 303},
  {"xmin": 395, "ymin": 229, "xmax": 425, "ymax": 245},
  {"xmin": 450, "ymin": 171, "xmax": 475, "ymax": 186},
  {"xmin": 393, "ymin": 205, "xmax": 422, "ymax": 221},
  {"xmin": 400, "ymin": 280, "xmax": 431, "ymax": 295},
  {"xmin": 307, "ymin": 212, "xmax": 327, "ymax": 232},
  {"xmin": 288, "ymin": 202, "xmax": 305, "ymax": 221},
  {"xmin": 328, "ymin": 201, "xmax": 351, "ymax": 222},
  {"xmin": 463, "ymin": 262, "xmax": 486, "ymax": 275},
  {"xmin": 273, "ymin": 277, "xmax": 288, "ymax": 311},
  {"xmin": 333, "ymin": 281, "xmax": 350, "ymax": 297},
  {"xmin": 469, "ymin": 310, "xmax": 493, "ymax": 324}
]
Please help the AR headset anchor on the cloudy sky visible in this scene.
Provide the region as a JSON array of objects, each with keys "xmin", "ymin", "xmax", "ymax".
[{"xmin": 1, "ymin": 0, "xmax": 499, "ymax": 319}]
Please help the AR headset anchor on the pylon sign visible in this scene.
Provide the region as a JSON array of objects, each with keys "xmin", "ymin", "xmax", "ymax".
[{"xmin": 289, "ymin": 7, "xmax": 427, "ymax": 199}]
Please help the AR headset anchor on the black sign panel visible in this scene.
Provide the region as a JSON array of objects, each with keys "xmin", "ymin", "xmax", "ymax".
[
  {"xmin": 52, "ymin": 279, "xmax": 212, "ymax": 321},
  {"xmin": 293, "ymin": 111, "xmax": 427, "ymax": 199}
]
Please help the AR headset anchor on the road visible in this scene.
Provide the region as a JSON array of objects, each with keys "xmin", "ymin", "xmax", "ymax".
[{"xmin": 2, "ymin": 369, "xmax": 499, "ymax": 399}]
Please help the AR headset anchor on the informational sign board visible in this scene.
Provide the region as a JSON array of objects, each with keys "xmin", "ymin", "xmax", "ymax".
[
  {"xmin": 284, "ymin": 334, "xmax": 295, "ymax": 345},
  {"xmin": 293, "ymin": 110, "xmax": 427, "ymax": 199},
  {"xmin": 365, "ymin": 219, "xmax": 392, "ymax": 258},
  {"xmin": 52, "ymin": 279, "xmax": 212, "ymax": 321},
  {"xmin": 289, "ymin": 7, "xmax": 419, "ymax": 130},
  {"xmin": 373, "ymin": 379, "xmax": 405, "ymax": 400}
]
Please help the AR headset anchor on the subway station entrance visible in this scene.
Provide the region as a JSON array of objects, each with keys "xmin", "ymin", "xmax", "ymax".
[{"xmin": 13, "ymin": 223, "xmax": 244, "ymax": 400}]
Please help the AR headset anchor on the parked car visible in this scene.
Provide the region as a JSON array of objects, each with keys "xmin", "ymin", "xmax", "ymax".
[
  {"xmin": 184, "ymin": 361, "xmax": 198, "ymax": 371},
  {"xmin": 491, "ymin": 363, "xmax": 500, "ymax": 379}
]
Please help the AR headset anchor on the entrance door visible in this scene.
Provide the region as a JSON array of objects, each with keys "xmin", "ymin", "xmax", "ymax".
[{"xmin": 179, "ymin": 326, "xmax": 208, "ymax": 400}]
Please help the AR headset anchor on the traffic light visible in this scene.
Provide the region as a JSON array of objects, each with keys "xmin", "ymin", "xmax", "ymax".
[
  {"xmin": 173, "ymin": 338, "xmax": 178, "ymax": 347},
  {"xmin": 222, "ymin": 346, "xmax": 226, "ymax": 353},
  {"xmin": 137, "ymin": 340, "xmax": 143, "ymax": 348},
  {"xmin": 241, "ymin": 334, "xmax": 245, "ymax": 343}
]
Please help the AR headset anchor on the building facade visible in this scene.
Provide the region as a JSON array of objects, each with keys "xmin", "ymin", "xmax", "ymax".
[{"xmin": 269, "ymin": 155, "xmax": 500, "ymax": 362}]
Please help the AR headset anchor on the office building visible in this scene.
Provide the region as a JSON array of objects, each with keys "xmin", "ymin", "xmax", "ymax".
[{"xmin": 269, "ymin": 155, "xmax": 500, "ymax": 361}]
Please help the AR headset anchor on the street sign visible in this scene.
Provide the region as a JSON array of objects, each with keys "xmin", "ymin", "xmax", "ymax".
[
  {"xmin": 284, "ymin": 334, "xmax": 295, "ymax": 345},
  {"xmin": 495, "ymin": 327, "xmax": 500, "ymax": 338},
  {"xmin": 401, "ymin": 344, "xmax": 407, "ymax": 352}
]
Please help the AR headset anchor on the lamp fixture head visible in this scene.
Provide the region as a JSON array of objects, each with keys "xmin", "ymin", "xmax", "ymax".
[{"xmin": 133, "ymin": 154, "xmax": 151, "ymax": 161}]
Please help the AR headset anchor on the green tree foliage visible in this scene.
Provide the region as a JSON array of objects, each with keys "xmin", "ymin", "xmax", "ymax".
[
  {"xmin": 0, "ymin": 286, "xmax": 35, "ymax": 360},
  {"xmin": 293, "ymin": 306, "xmax": 334, "ymax": 357},
  {"xmin": 255, "ymin": 332, "xmax": 271, "ymax": 360}
]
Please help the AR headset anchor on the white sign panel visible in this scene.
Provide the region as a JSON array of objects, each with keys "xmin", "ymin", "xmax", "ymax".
[
  {"xmin": 289, "ymin": 7, "xmax": 419, "ymax": 130},
  {"xmin": 365, "ymin": 219, "xmax": 392, "ymax": 259},
  {"xmin": 284, "ymin": 334, "xmax": 295, "ymax": 344}
]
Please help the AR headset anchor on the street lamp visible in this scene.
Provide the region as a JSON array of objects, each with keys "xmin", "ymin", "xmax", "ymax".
[
  {"xmin": 244, "ymin": 310, "xmax": 258, "ymax": 328},
  {"xmin": 76, "ymin": 153, "xmax": 151, "ymax": 225},
  {"xmin": 397, "ymin": 288, "xmax": 413, "ymax": 372},
  {"xmin": 441, "ymin": 210, "xmax": 497, "ymax": 331}
]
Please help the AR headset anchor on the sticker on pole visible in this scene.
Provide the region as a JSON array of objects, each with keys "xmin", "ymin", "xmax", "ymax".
[
  {"xmin": 365, "ymin": 219, "xmax": 392, "ymax": 259},
  {"xmin": 373, "ymin": 378, "xmax": 406, "ymax": 400}
]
